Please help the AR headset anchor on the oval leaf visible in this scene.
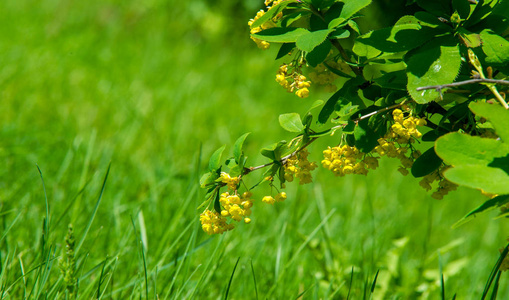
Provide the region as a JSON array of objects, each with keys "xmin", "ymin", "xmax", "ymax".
[
  {"xmin": 208, "ymin": 145, "xmax": 226, "ymax": 171},
  {"xmin": 411, "ymin": 146, "xmax": 442, "ymax": 177},
  {"xmin": 233, "ymin": 133, "xmax": 250, "ymax": 164},
  {"xmin": 444, "ymin": 165, "xmax": 509, "ymax": 194},
  {"xmin": 469, "ymin": 101, "xmax": 509, "ymax": 142},
  {"xmin": 279, "ymin": 113, "xmax": 304, "ymax": 133},
  {"xmin": 252, "ymin": 27, "xmax": 309, "ymax": 43},
  {"xmin": 296, "ymin": 29, "xmax": 331, "ymax": 52},
  {"xmin": 406, "ymin": 36, "xmax": 462, "ymax": 104}
]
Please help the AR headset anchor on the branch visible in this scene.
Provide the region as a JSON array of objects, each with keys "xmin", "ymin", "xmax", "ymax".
[
  {"xmin": 416, "ymin": 78, "xmax": 509, "ymax": 109},
  {"xmin": 416, "ymin": 78, "xmax": 509, "ymax": 91},
  {"xmin": 244, "ymin": 102, "xmax": 406, "ymax": 176}
]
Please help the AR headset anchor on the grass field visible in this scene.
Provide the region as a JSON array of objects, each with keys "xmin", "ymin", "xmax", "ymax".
[{"xmin": 1, "ymin": 0, "xmax": 509, "ymax": 299}]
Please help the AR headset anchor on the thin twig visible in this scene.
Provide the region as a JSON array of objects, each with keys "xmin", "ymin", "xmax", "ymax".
[
  {"xmin": 416, "ymin": 78, "xmax": 509, "ymax": 109},
  {"xmin": 416, "ymin": 78, "xmax": 509, "ymax": 91}
]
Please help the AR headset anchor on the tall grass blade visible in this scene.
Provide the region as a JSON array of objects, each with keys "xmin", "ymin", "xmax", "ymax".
[
  {"xmin": 96, "ymin": 257, "xmax": 107, "ymax": 299},
  {"xmin": 131, "ymin": 215, "xmax": 149, "ymax": 300},
  {"xmin": 76, "ymin": 163, "xmax": 111, "ymax": 254},
  {"xmin": 489, "ymin": 271, "xmax": 501, "ymax": 300},
  {"xmin": 224, "ymin": 257, "xmax": 240, "ymax": 300},
  {"xmin": 370, "ymin": 269, "xmax": 379, "ymax": 294},
  {"xmin": 251, "ymin": 259, "xmax": 258, "ymax": 300},
  {"xmin": 36, "ymin": 165, "xmax": 50, "ymax": 233},
  {"xmin": 346, "ymin": 266, "xmax": 354, "ymax": 300},
  {"xmin": 294, "ymin": 283, "xmax": 314, "ymax": 299},
  {"xmin": 482, "ymin": 242, "xmax": 509, "ymax": 300}
]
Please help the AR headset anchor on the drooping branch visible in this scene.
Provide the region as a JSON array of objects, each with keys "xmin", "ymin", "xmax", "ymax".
[
  {"xmin": 243, "ymin": 102, "xmax": 406, "ymax": 176},
  {"xmin": 416, "ymin": 78, "xmax": 509, "ymax": 109}
]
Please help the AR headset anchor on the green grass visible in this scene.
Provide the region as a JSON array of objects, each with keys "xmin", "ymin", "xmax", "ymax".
[{"xmin": 1, "ymin": 0, "xmax": 509, "ymax": 298}]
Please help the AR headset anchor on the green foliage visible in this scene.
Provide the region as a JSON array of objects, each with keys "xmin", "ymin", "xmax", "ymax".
[{"xmin": 436, "ymin": 102, "xmax": 509, "ymax": 194}]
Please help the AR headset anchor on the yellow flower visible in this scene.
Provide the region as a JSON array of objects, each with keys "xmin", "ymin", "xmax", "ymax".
[
  {"xmin": 262, "ymin": 195, "xmax": 275, "ymax": 204},
  {"xmin": 275, "ymin": 192, "xmax": 287, "ymax": 202},
  {"xmin": 295, "ymin": 88, "xmax": 310, "ymax": 98}
]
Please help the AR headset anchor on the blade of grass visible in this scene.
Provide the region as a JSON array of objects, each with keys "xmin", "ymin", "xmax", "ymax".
[
  {"xmin": 482, "ymin": 242, "xmax": 509, "ymax": 300},
  {"xmin": 347, "ymin": 266, "xmax": 354, "ymax": 300},
  {"xmin": 251, "ymin": 259, "xmax": 258, "ymax": 300},
  {"xmin": 370, "ymin": 269, "xmax": 379, "ymax": 294},
  {"xmin": 75, "ymin": 163, "xmax": 111, "ymax": 254},
  {"xmin": 96, "ymin": 257, "xmax": 107, "ymax": 299},
  {"xmin": 164, "ymin": 223, "xmax": 198, "ymax": 300},
  {"xmin": 131, "ymin": 215, "xmax": 149, "ymax": 300},
  {"xmin": 224, "ymin": 257, "xmax": 240, "ymax": 300},
  {"xmin": 266, "ymin": 209, "xmax": 336, "ymax": 298},
  {"xmin": 36, "ymin": 165, "xmax": 50, "ymax": 234},
  {"xmin": 489, "ymin": 271, "xmax": 501, "ymax": 300},
  {"xmin": 188, "ymin": 235, "xmax": 225, "ymax": 298}
]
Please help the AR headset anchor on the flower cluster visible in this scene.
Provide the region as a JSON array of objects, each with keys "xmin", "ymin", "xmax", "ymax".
[
  {"xmin": 262, "ymin": 192, "xmax": 287, "ymax": 204},
  {"xmin": 308, "ymin": 62, "xmax": 350, "ymax": 93},
  {"xmin": 200, "ymin": 209, "xmax": 234, "ymax": 235},
  {"xmin": 388, "ymin": 109, "xmax": 427, "ymax": 143},
  {"xmin": 322, "ymin": 145, "xmax": 379, "ymax": 177},
  {"xmin": 276, "ymin": 64, "xmax": 311, "ymax": 98},
  {"xmin": 284, "ymin": 149, "xmax": 317, "ymax": 184},
  {"xmin": 419, "ymin": 166, "xmax": 458, "ymax": 200},
  {"xmin": 200, "ymin": 191, "xmax": 254, "ymax": 235},
  {"xmin": 219, "ymin": 192, "xmax": 253, "ymax": 223},
  {"xmin": 374, "ymin": 109, "xmax": 427, "ymax": 175},
  {"xmin": 248, "ymin": 1, "xmax": 285, "ymax": 49},
  {"xmin": 220, "ymin": 172, "xmax": 240, "ymax": 190}
]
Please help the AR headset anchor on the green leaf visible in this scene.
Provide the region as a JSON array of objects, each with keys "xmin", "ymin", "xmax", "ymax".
[
  {"xmin": 200, "ymin": 172, "xmax": 219, "ymax": 188},
  {"xmin": 444, "ymin": 165, "xmax": 509, "ymax": 194},
  {"xmin": 416, "ymin": 0, "xmax": 451, "ymax": 16},
  {"xmin": 480, "ymin": 29, "xmax": 509, "ymax": 66},
  {"xmin": 261, "ymin": 140, "xmax": 287, "ymax": 161},
  {"xmin": 469, "ymin": 102, "xmax": 509, "ymax": 142},
  {"xmin": 348, "ymin": 20, "xmax": 361, "ymax": 35},
  {"xmin": 452, "ymin": 0, "xmax": 472, "ymax": 19},
  {"xmin": 353, "ymin": 42, "xmax": 381, "ymax": 59},
  {"xmin": 453, "ymin": 195, "xmax": 509, "ymax": 228},
  {"xmin": 276, "ymin": 43, "xmax": 296, "ymax": 60},
  {"xmin": 353, "ymin": 119, "xmax": 379, "ymax": 153},
  {"xmin": 356, "ymin": 23, "xmax": 439, "ymax": 53},
  {"xmin": 252, "ymin": 27, "xmax": 310, "ymax": 43},
  {"xmin": 406, "ymin": 36, "xmax": 462, "ymax": 104},
  {"xmin": 318, "ymin": 77, "xmax": 365, "ymax": 124},
  {"xmin": 233, "ymin": 133, "xmax": 250, "ymax": 164},
  {"xmin": 328, "ymin": 17, "xmax": 346, "ymax": 30},
  {"xmin": 306, "ymin": 40, "xmax": 332, "ymax": 67},
  {"xmin": 339, "ymin": 0, "xmax": 371, "ymax": 20},
  {"xmin": 250, "ymin": 0, "xmax": 298, "ymax": 28},
  {"xmin": 422, "ymin": 129, "xmax": 448, "ymax": 142},
  {"xmin": 464, "ymin": 0, "xmax": 500, "ymax": 28},
  {"xmin": 373, "ymin": 70, "xmax": 407, "ymax": 90},
  {"xmin": 329, "ymin": 28, "xmax": 350, "ymax": 39},
  {"xmin": 214, "ymin": 191, "xmax": 221, "ymax": 213},
  {"xmin": 435, "ymin": 133, "xmax": 509, "ymax": 166},
  {"xmin": 296, "ymin": 29, "xmax": 331, "ymax": 52},
  {"xmin": 457, "ymin": 27, "xmax": 482, "ymax": 48},
  {"xmin": 279, "ymin": 113, "xmax": 305, "ymax": 133},
  {"xmin": 411, "ymin": 147, "xmax": 443, "ymax": 177},
  {"xmin": 208, "ymin": 145, "xmax": 226, "ymax": 171},
  {"xmin": 281, "ymin": 11, "xmax": 312, "ymax": 27}
]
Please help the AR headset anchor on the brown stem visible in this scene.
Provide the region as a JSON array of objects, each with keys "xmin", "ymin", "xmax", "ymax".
[{"xmin": 330, "ymin": 40, "xmax": 362, "ymax": 76}]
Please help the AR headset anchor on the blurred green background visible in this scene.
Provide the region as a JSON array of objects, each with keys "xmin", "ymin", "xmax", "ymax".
[{"xmin": 1, "ymin": 0, "xmax": 508, "ymax": 298}]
